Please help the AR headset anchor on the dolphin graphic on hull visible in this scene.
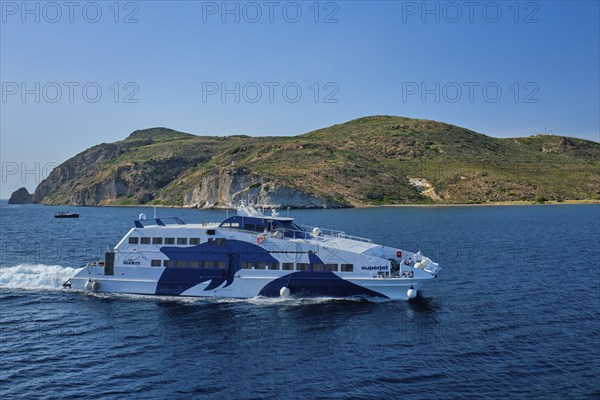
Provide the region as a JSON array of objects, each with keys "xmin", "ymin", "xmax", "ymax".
[{"xmin": 156, "ymin": 240, "xmax": 278, "ymax": 296}]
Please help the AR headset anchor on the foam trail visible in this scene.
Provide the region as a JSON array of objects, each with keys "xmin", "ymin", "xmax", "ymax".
[{"xmin": 0, "ymin": 264, "xmax": 82, "ymax": 291}]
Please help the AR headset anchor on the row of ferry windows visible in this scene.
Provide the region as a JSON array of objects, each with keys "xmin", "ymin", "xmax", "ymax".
[
  {"xmin": 129, "ymin": 237, "xmax": 201, "ymax": 245},
  {"xmin": 149, "ymin": 260, "xmax": 354, "ymax": 272}
]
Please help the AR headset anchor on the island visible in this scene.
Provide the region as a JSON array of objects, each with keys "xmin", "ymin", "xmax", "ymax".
[
  {"xmin": 8, "ymin": 187, "xmax": 33, "ymax": 204},
  {"xmin": 23, "ymin": 116, "xmax": 600, "ymax": 208}
]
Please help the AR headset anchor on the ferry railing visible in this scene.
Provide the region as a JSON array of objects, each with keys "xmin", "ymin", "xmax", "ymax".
[
  {"xmin": 423, "ymin": 260, "xmax": 440, "ymax": 275},
  {"xmin": 298, "ymin": 225, "xmax": 373, "ymax": 243},
  {"xmin": 414, "ymin": 257, "xmax": 440, "ymax": 275},
  {"xmin": 219, "ymin": 225, "xmax": 373, "ymax": 244},
  {"xmin": 134, "ymin": 217, "xmax": 186, "ymax": 228},
  {"xmin": 217, "ymin": 226, "xmax": 304, "ymax": 240},
  {"xmin": 270, "ymin": 228, "xmax": 310, "ymax": 240}
]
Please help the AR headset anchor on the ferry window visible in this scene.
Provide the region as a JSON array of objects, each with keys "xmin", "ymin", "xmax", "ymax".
[
  {"xmin": 256, "ymin": 262, "xmax": 266, "ymax": 270},
  {"xmin": 326, "ymin": 263, "xmax": 338, "ymax": 272},
  {"xmin": 189, "ymin": 261, "xmax": 199, "ymax": 268},
  {"xmin": 282, "ymin": 263, "xmax": 294, "ymax": 270},
  {"xmin": 189, "ymin": 238, "xmax": 201, "ymax": 245},
  {"xmin": 241, "ymin": 261, "xmax": 253, "ymax": 269},
  {"xmin": 256, "ymin": 225, "xmax": 266, "ymax": 233},
  {"xmin": 215, "ymin": 238, "xmax": 226, "ymax": 246},
  {"xmin": 151, "ymin": 259, "xmax": 161, "ymax": 267},
  {"xmin": 165, "ymin": 237, "xmax": 175, "ymax": 245},
  {"xmin": 141, "ymin": 237, "xmax": 151, "ymax": 245},
  {"xmin": 176, "ymin": 260, "xmax": 186, "ymax": 268},
  {"xmin": 177, "ymin": 238, "xmax": 187, "ymax": 245},
  {"xmin": 245, "ymin": 224, "xmax": 255, "ymax": 232},
  {"xmin": 207, "ymin": 238, "xmax": 214, "ymax": 245},
  {"xmin": 153, "ymin": 237, "xmax": 163, "ymax": 245},
  {"xmin": 312, "ymin": 263, "xmax": 324, "ymax": 272},
  {"xmin": 341, "ymin": 264, "xmax": 354, "ymax": 272},
  {"xmin": 297, "ymin": 263, "xmax": 308, "ymax": 271},
  {"xmin": 267, "ymin": 262, "xmax": 279, "ymax": 270},
  {"xmin": 129, "ymin": 237, "xmax": 139, "ymax": 244},
  {"xmin": 202, "ymin": 260, "xmax": 213, "ymax": 269},
  {"xmin": 207, "ymin": 229, "xmax": 216, "ymax": 235},
  {"xmin": 215, "ymin": 261, "xmax": 225, "ymax": 269},
  {"xmin": 163, "ymin": 260, "xmax": 174, "ymax": 267}
]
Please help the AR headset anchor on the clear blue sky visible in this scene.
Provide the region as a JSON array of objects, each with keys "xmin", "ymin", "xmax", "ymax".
[{"xmin": 1, "ymin": 0, "xmax": 599, "ymax": 198}]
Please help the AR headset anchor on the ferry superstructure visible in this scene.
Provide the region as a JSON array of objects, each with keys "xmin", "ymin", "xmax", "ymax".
[{"xmin": 65, "ymin": 204, "xmax": 441, "ymax": 300}]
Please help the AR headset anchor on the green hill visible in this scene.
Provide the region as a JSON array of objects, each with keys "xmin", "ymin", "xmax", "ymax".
[{"xmin": 31, "ymin": 116, "xmax": 600, "ymax": 207}]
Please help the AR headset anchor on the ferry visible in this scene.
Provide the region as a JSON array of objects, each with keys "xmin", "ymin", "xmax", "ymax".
[{"xmin": 64, "ymin": 203, "xmax": 441, "ymax": 300}]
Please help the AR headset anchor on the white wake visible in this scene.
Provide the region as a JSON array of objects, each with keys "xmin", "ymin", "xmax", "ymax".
[{"xmin": 0, "ymin": 264, "xmax": 82, "ymax": 291}]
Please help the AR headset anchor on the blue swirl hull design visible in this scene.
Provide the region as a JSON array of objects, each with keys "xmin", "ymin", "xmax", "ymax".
[{"xmin": 258, "ymin": 272, "xmax": 387, "ymax": 298}]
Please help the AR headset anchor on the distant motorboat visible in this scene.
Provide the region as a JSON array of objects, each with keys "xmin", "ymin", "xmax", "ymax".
[{"xmin": 54, "ymin": 211, "xmax": 79, "ymax": 218}]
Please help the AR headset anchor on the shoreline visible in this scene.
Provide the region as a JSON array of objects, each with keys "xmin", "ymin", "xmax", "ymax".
[
  {"xmin": 379, "ymin": 199, "xmax": 600, "ymax": 207},
  {"xmin": 4, "ymin": 199, "xmax": 599, "ymax": 208}
]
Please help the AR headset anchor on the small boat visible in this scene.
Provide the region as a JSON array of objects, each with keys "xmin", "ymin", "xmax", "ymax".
[
  {"xmin": 64, "ymin": 202, "xmax": 441, "ymax": 300},
  {"xmin": 54, "ymin": 211, "xmax": 79, "ymax": 218}
]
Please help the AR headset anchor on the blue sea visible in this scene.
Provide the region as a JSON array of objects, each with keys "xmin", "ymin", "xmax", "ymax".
[{"xmin": 1, "ymin": 202, "xmax": 599, "ymax": 399}]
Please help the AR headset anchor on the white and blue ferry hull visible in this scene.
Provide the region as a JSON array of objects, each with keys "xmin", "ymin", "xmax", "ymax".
[
  {"xmin": 69, "ymin": 265, "xmax": 431, "ymax": 300},
  {"xmin": 66, "ymin": 205, "xmax": 440, "ymax": 300}
]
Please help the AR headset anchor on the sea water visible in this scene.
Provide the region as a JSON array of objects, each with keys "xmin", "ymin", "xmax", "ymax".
[{"xmin": 1, "ymin": 202, "xmax": 599, "ymax": 399}]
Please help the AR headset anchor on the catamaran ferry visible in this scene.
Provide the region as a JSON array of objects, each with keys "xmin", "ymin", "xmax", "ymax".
[{"xmin": 64, "ymin": 203, "xmax": 441, "ymax": 300}]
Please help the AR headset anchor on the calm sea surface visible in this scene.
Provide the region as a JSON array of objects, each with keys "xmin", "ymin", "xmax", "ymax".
[{"xmin": 1, "ymin": 202, "xmax": 599, "ymax": 399}]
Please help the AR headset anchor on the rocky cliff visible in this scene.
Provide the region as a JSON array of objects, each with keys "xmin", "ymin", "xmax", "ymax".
[
  {"xmin": 8, "ymin": 187, "xmax": 33, "ymax": 204},
  {"xmin": 181, "ymin": 166, "xmax": 345, "ymax": 208},
  {"xmin": 30, "ymin": 116, "xmax": 600, "ymax": 207}
]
